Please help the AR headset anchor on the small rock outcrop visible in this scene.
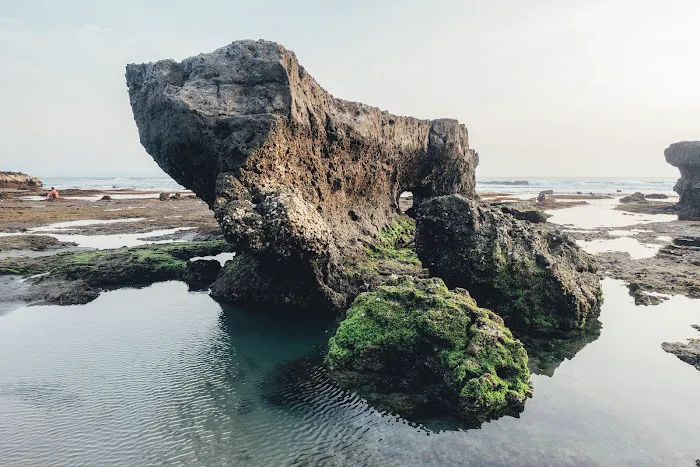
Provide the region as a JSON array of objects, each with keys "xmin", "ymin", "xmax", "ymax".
[
  {"xmin": 665, "ymin": 141, "xmax": 700, "ymax": 220},
  {"xmin": 0, "ymin": 171, "xmax": 42, "ymax": 189},
  {"xmin": 619, "ymin": 192, "xmax": 647, "ymax": 203},
  {"xmin": 644, "ymin": 193, "xmax": 669, "ymax": 200},
  {"xmin": 183, "ymin": 259, "xmax": 222, "ymax": 290},
  {"xmin": 325, "ymin": 276, "xmax": 532, "ymax": 424},
  {"xmin": 662, "ymin": 327, "xmax": 700, "ymax": 372},
  {"xmin": 127, "ymin": 40, "xmax": 478, "ymax": 310},
  {"xmin": 416, "ymin": 195, "xmax": 602, "ymax": 332},
  {"xmin": 496, "ymin": 202, "xmax": 550, "ymax": 223}
]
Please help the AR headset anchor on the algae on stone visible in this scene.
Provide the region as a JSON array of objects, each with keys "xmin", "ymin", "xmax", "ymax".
[{"xmin": 325, "ymin": 276, "xmax": 532, "ymax": 424}]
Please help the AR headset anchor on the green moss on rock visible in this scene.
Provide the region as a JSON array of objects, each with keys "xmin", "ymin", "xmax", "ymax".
[
  {"xmin": 343, "ymin": 217, "xmax": 423, "ymax": 287},
  {"xmin": 0, "ymin": 241, "xmax": 232, "ymax": 305},
  {"xmin": 326, "ymin": 276, "xmax": 532, "ymax": 423}
]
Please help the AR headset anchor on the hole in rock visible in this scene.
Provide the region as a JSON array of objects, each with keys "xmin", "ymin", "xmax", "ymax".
[{"xmin": 399, "ymin": 191, "xmax": 414, "ymax": 216}]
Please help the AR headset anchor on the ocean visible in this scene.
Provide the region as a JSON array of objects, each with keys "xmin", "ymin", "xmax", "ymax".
[
  {"xmin": 42, "ymin": 176, "xmax": 185, "ymax": 192},
  {"xmin": 43, "ymin": 176, "xmax": 678, "ymax": 196},
  {"xmin": 476, "ymin": 176, "xmax": 677, "ymax": 196}
]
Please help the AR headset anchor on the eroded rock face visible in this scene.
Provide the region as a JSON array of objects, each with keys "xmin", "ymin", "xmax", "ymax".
[
  {"xmin": 416, "ymin": 195, "xmax": 602, "ymax": 332},
  {"xmin": 126, "ymin": 40, "xmax": 478, "ymax": 309},
  {"xmin": 665, "ymin": 141, "xmax": 700, "ymax": 220},
  {"xmin": 0, "ymin": 172, "xmax": 42, "ymax": 189},
  {"xmin": 325, "ymin": 276, "xmax": 532, "ymax": 425}
]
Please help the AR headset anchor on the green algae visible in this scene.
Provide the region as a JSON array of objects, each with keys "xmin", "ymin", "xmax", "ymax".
[{"xmin": 326, "ymin": 276, "xmax": 532, "ymax": 422}]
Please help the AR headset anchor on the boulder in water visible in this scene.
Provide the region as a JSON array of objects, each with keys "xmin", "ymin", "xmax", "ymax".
[
  {"xmin": 665, "ymin": 141, "xmax": 700, "ymax": 220},
  {"xmin": 325, "ymin": 276, "xmax": 532, "ymax": 424},
  {"xmin": 416, "ymin": 195, "xmax": 602, "ymax": 332}
]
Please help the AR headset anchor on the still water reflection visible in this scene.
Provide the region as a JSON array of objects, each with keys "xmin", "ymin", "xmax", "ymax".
[{"xmin": 0, "ymin": 279, "xmax": 698, "ymax": 466}]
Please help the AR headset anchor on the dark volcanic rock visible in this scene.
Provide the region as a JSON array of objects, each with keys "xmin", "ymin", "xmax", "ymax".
[
  {"xmin": 126, "ymin": 40, "xmax": 478, "ymax": 310},
  {"xmin": 183, "ymin": 259, "xmax": 222, "ymax": 290},
  {"xmin": 665, "ymin": 141, "xmax": 700, "ymax": 220},
  {"xmin": 0, "ymin": 171, "xmax": 42, "ymax": 189},
  {"xmin": 620, "ymin": 192, "xmax": 647, "ymax": 203},
  {"xmin": 416, "ymin": 195, "xmax": 602, "ymax": 332}
]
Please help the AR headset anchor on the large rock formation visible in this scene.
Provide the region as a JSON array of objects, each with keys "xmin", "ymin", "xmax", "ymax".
[
  {"xmin": 665, "ymin": 141, "xmax": 700, "ymax": 220},
  {"xmin": 416, "ymin": 195, "xmax": 602, "ymax": 332},
  {"xmin": 126, "ymin": 40, "xmax": 478, "ymax": 309},
  {"xmin": 325, "ymin": 276, "xmax": 532, "ymax": 425},
  {"xmin": 0, "ymin": 171, "xmax": 42, "ymax": 189}
]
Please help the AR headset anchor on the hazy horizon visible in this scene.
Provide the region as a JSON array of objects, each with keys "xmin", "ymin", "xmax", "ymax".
[{"xmin": 2, "ymin": 0, "xmax": 698, "ymax": 179}]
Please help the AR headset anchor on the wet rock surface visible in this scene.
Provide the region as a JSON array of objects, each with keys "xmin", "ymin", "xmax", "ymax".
[
  {"xmin": 0, "ymin": 241, "xmax": 232, "ymax": 306},
  {"xmin": 126, "ymin": 39, "xmax": 478, "ymax": 310},
  {"xmin": 665, "ymin": 141, "xmax": 700, "ymax": 220},
  {"xmin": 416, "ymin": 195, "xmax": 602, "ymax": 332},
  {"xmin": 662, "ymin": 325, "xmax": 700, "ymax": 371},
  {"xmin": 325, "ymin": 276, "xmax": 532, "ymax": 425}
]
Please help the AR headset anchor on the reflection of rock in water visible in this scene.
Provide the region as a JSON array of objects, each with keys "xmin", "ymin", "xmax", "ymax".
[
  {"xmin": 260, "ymin": 353, "xmax": 525, "ymax": 432},
  {"xmin": 519, "ymin": 318, "xmax": 603, "ymax": 377}
]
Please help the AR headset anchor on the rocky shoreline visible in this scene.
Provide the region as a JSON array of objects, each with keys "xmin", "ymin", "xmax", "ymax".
[{"xmin": 1, "ymin": 39, "xmax": 698, "ymax": 430}]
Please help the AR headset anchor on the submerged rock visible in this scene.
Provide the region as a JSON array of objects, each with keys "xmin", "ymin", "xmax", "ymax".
[
  {"xmin": 416, "ymin": 195, "xmax": 602, "ymax": 331},
  {"xmin": 325, "ymin": 276, "xmax": 532, "ymax": 424},
  {"xmin": 0, "ymin": 171, "xmax": 42, "ymax": 189},
  {"xmin": 126, "ymin": 39, "xmax": 478, "ymax": 310},
  {"xmin": 665, "ymin": 141, "xmax": 700, "ymax": 220}
]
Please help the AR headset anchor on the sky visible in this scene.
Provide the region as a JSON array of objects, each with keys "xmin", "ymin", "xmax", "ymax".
[{"xmin": 1, "ymin": 0, "xmax": 698, "ymax": 178}]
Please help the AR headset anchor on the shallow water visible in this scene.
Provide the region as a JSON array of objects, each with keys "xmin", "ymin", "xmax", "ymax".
[
  {"xmin": 0, "ymin": 223, "xmax": 195, "ymax": 249},
  {"xmin": 576, "ymin": 237, "xmax": 664, "ymax": 259},
  {"xmin": 0, "ymin": 279, "xmax": 698, "ymax": 466},
  {"xmin": 547, "ymin": 198, "xmax": 677, "ymax": 229}
]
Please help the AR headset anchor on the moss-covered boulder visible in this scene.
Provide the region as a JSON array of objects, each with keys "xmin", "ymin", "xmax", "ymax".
[
  {"xmin": 325, "ymin": 276, "xmax": 532, "ymax": 424},
  {"xmin": 416, "ymin": 195, "xmax": 602, "ymax": 332}
]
